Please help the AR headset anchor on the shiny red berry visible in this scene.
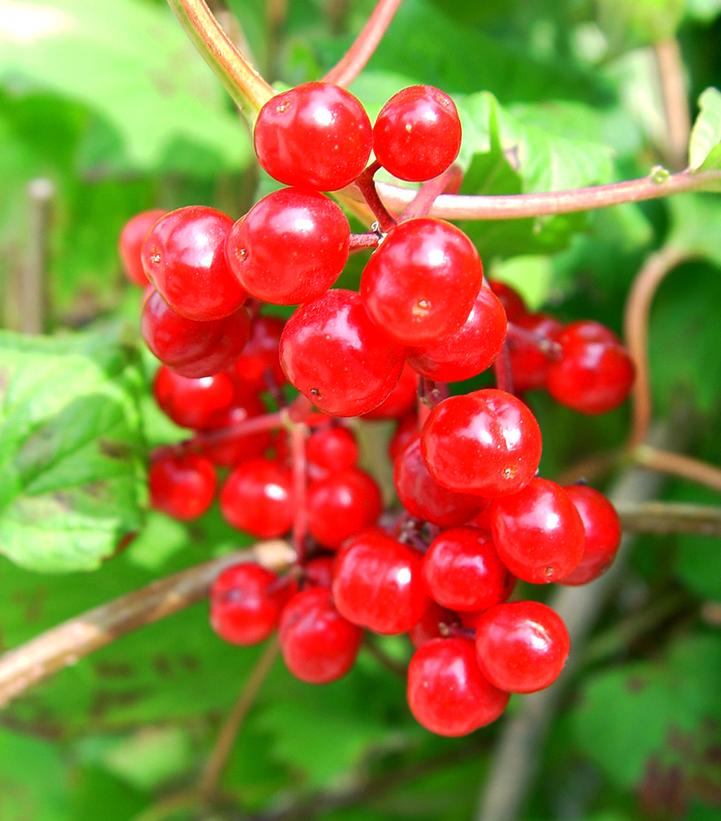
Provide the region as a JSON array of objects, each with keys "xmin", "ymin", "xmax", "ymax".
[
  {"xmin": 423, "ymin": 527, "xmax": 512, "ymax": 611},
  {"xmin": 279, "ymin": 289, "xmax": 406, "ymax": 417},
  {"xmin": 141, "ymin": 206, "xmax": 246, "ymax": 321},
  {"xmin": 559, "ymin": 485, "xmax": 622, "ymax": 585},
  {"xmin": 474, "ymin": 601, "xmax": 570, "ymax": 693},
  {"xmin": 226, "ymin": 188, "xmax": 350, "ymax": 305},
  {"xmin": 233, "ymin": 315, "xmax": 285, "ymax": 392},
  {"xmin": 153, "ymin": 366, "xmax": 236, "ymax": 430},
  {"xmin": 547, "ymin": 321, "xmax": 635, "ymax": 414},
  {"xmin": 362, "ymin": 362, "xmax": 418, "ymax": 420},
  {"xmin": 361, "ymin": 218, "xmax": 483, "ymax": 346},
  {"xmin": 507, "ymin": 313, "xmax": 563, "ymax": 391},
  {"xmin": 279, "ymin": 588, "xmax": 362, "ymax": 684},
  {"xmin": 194, "ymin": 396, "xmax": 272, "ymax": 468},
  {"xmin": 409, "ymin": 282, "xmax": 507, "ymax": 382},
  {"xmin": 407, "ymin": 638, "xmax": 509, "ymax": 736},
  {"xmin": 119, "ymin": 209, "xmax": 164, "ymax": 286},
  {"xmin": 388, "ymin": 413, "xmax": 419, "ymax": 462},
  {"xmin": 149, "ymin": 451, "xmax": 216, "ymax": 520},
  {"xmin": 303, "ymin": 556, "xmax": 335, "ymax": 589},
  {"xmin": 373, "ymin": 85, "xmax": 462, "ymax": 182},
  {"xmin": 307, "ymin": 467, "xmax": 383, "ymax": 550},
  {"xmin": 394, "ymin": 437, "xmax": 482, "ymax": 527},
  {"xmin": 490, "ymin": 478, "xmax": 584, "ymax": 583},
  {"xmin": 421, "ymin": 389, "xmax": 542, "ymax": 497},
  {"xmin": 142, "ymin": 289, "xmax": 250, "ymax": 379},
  {"xmin": 409, "ymin": 601, "xmax": 458, "ymax": 647},
  {"xmin": 306, "ymin": 426, "xmax": 359, "ymax": 473},
  {"xmin": 254, "ymin": 82, "xmax": 372, "ymax": 191},
  {"xmin": 332, "ymin": 529, "xmax": 429, "ymax": 634},
  {"xmin": 488, "ymin": 280, "xmax": 527, "ymax": 322},
  {"xmin": 220, "ymin": 458, "xmax": 295, "ymax": 538}
]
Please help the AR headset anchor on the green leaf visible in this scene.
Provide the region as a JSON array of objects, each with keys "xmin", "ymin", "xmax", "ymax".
[
  {"xmin": 689, "ymin": 88, "xmax": 721, "ymax": 171},
  {"xmin": 596, "ymin": 0, "xmax": 685, "ymax": 51},
  {"xmin": 0, "ymin": 326, "xmax": 146, "ymax": 572},
  {"xmin": 685, "ymin": 0, "xmax": 721, "ymax": 24},
  {"xmin": 667, "ymin": 194, "xmax": 721, "ymax": 265},
  {"xmin": 0, "ymin": 0, "xmax": 250, "ymax": 174}
]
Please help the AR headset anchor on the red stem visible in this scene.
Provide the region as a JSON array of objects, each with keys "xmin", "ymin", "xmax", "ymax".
[
  {"xmin": 355, "ymin": 162, "xmax": 397, "ymax": 233},
  {"xmin": 290, "ymin": 421, "xmax": 309, "ymax": 562},
  {"xmin": 399, "ymin": 165, "xmax": 464, "ymax": 221},
  {"xmin": 349, "ymin": 232, "xmax": 381, "ymax": 253},
  {"xmin": 493, "ymin": 343, "xmax": 514, "ymax": 394},
  {"xmin": 323, "ymin": 0, "xmax": 403, "ymax": 87}
]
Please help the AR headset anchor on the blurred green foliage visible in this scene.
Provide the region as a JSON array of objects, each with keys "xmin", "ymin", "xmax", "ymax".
[{"xmin": 1, "ymin": 0, "xmax": 721, "ymax": 819}]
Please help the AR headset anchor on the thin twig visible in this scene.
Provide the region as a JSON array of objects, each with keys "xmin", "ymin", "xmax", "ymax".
[
  {"xmin": 354, "ymin": 162, "xmax": 397, "ymax": 232},
  {"xmin": 167, "ymin": 0, "xmax": 274, "ymax": 116},
  {"xmin": 0, "ymin": 540, "xmax": 294, "ymax": 709},
  {"xmin": 199, "ymin": 639, "xmax": 280, "ymax": 805},
  {"xmin": 624, "ymin": 244, "xmax": 689, "ymax": 449},
  {"xmin": 323, "ymin": 0, "xmax": 403, "ymax": 86},
  {"xmin": 654, "ymin": 39, "xmax": 691, "ymax": 171},
  {"xmin": 616, "ymin": 501, "xmax": 721, "ymax": 536},
  {"xmin": 633, "ymin": 446, "xmax": 721, "ymax": 494},
  {"xmin": 20, "ymin": 178, "xmax": 55, "ymax": 334},
  {"xmin": 399, "ymin": 165, "xmax": 464, "ymax": 221}
]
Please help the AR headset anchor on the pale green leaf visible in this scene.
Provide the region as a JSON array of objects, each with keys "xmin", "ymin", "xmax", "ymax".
[{"xmin": 689, "ymin": 88, "xmax": 721, "ymax": 171}]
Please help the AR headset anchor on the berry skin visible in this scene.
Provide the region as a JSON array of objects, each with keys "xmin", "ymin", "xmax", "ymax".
[
  {"xmin": 507, "ymin": 313, "xmax": 563, "ymax": 392},
  {"xmin": 141, "ymin": 206, "xmax": 246, "ymax": 321},
  {"xmin": 409, "ymin": 282, "xmax": 507, "ymax": 382},
  {"xmin": 254, "ymin": 82, "xmax": 372, "ymax": 191},
  {"xmin": 210, "ymin": 563, "xmax": 290, "ymax": 645},
  {"xmin": 226, "ymin": 189, "xmax": 350, "ymax": 305},
  {"xmin": 373, "ymin": 85, "xmax": 462, "ymax": 182},
  {"xmin": 233, "ymin": 315, "xmax": 285, "ymax": 392},
  {"xmin": 119, "ymin": 209, "xmax": 164, "ymax": 285},
  {"xmin": 142, "ymin": 289, "xmax": 251, "ymax": 379},
  {"xmin": 332, "ymin": 529, "xmax": 429, "ymax": 634},
  {"xmin": 490, "ymin": 478, "xmax": 585, "ymax": 584},
  {"xmin": 559, "ymin": 485, "xmax": 622, "ymax": 585},
  {"xmin": 307, "ymin": 467, "xmax": 383, "ymax": 550},
  {"xmin": 362, "ymin": 362, "xmax": 418, "ymax": 420},
  {"xmin": 220, "ymin": 458, "xmax": 295, "ymax": 538},
  {"xmin": 361, "ymin": 218, "xmax": 484, "ymax": 346},
  {"xmin": 279, "ymin": 588, "xmax": 362, "ymax": 684},
  {"xmin": 149, "ymin": 451, "xmax": 216, "ymax": 520},
  {"xmin": 394, "ymin": 436, "xmax": 483, "ymax": 528},
  {"xmin": 303, "ymin": 556, "xmax": 335, "ymax": 589},
  {"xmin": 407, "ymin": 638, "xmax": 509, "ymax": 736},
  {"xmin": 488, "ymin": 280, "xmax": 527, "ymax": 322},
  {"xmin": 306, "ymin": 426, "xmax": 359, "ymax": 474},
  {"xmin": 546, "ymin": 321, "xmax": 635, "ymax": 414},
  {"xmin": 422, "ymin": 527, "xmax": 512, "ymax": 612},
  {"xmin": 388, "ymin": 413, "xmax": 419, "ymax": 462},
  {"xmin": 153, "ymin": 366, "xmax": 236, "ymax": 430},
  {"xmin": 195, "ymin": 396, "xmax": 272, "ymax": 468},
  {"xmin": 279, "ymin": 289, "xmax": 406, "ymax": 417},
  {"xmin": 421, "ymin": 389, "xmax": 542, "ymax": 497},
  {"xmin": 409, "ymin": 601, "xmax": 458, "ymax": 647},
  {"xmin": 474, "ymin": 601, "xmax": 570, "ymax": 693}
]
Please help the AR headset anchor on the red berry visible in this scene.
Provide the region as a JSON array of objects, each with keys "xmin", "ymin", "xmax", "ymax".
[
  {"xmin": 306, "ymin": 426, "xmax": 359, "ymax": 473},
  {"xmin": 388, "ymin": 413, "xmax": 419, "ymax": 462},
  {"xmin": 308, "ymin": 467, "xmax": 383, "ymax": 550},
  {"xmin": 226, "ymin": 188, "xmax": 350, "ymax": 305},
  {"xmin": 210, "ymin": 563, "xmax": 290, "ymax": 645},
  {"xmin": 195, "ymin": 397, "xmax": 272, "ymax": 468},
  {"xmin": 254, "ymin": 82, "xmax": 372, "ymax": 191},
  {"xmin": 559, "ymin": 485, "xmax": 622, "ymax": 585},
  {"xmin": 233, "ymin": 315, "xmax": 286, "ymax": 392},
  {"xmin": 142, "ymin": 289, "xmax": 251, "ymax": 378},
  {"xmin": 409, "ymin": 282, "xmax": 507, "ymax": 382},
  {"xmin": 507, "ymin": 313, "xmax": 563, "ymax": 391},
  {"xmin": 332, "ymin": 529, "xmax": 429, "ymax": 634},
  {"xmin": 409, "ymin": 601, "xmax": 458, "ymax": 647},
  {"xmin": 423, "ymin": 527, "xmax": 512, "ymax": 611},
  {"xmin": 220, "ymin": 458, "xmax": 295, "ymax": 538},
  {"xmin": 303, "ymin": 556, "xmax": 335, "ymax": 589},
  {"xmin": 421, "ymin": 389, "xmax": 542, "ymax": 497},
  {"xmin": 141, "ymin": 206, "xmax": 246, "ymax": 321},
  {"xmin": 373, "ymin": 85, "xmax": 462, "ymax": 182},
  {"xmin": 153, "ymin": 366, "xmax": 236, "ymax": 430},
  {"xmin": 474, "ymin": 601, "xmax": 570, "ymax": 693},
  {"xmin": 362, "ymin": 362, "xmax": 418, "ymax": 420},
  {"xmin": 488, "ymin": 280, "xmax": 527, "ymax": 322},
  {"xmin": 149, "ymin": 451, "xmax": 216, "ymax": 520},
  {"xmin": 394, "ymin": 437, "xmax": 482, "ymax": 527},
  {"xmin": 490, "ymin": 478, "xmax": 584, "ymax": 583},
  {"xmin": 546, "ymin": 321, "xmax": 635, "ymax": 414},
  {"xmin": 279, "ymin": 289, "xmax": 406, "ymax": 417},
  {"xmin": 279, "ymin": 588, "xmax": 362, "ymax": 684},
  {"xmin": 361, "ymin": 218, "xmax": 483, "ymax": 346},
  {"xmin": 407, "ymin": 638, "xmax": 509, "ymax": 736},
  {"xmin": 119, "ymin": 209, "xmax": 164, "ymax": 286}
]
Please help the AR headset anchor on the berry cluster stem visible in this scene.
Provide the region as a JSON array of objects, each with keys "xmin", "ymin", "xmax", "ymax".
[{"xmin": 355, "ymin": 162, "xmax": 397, "ymax": 233}]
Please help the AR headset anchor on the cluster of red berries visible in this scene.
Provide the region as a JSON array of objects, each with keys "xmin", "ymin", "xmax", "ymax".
[{"xmin": 119, "ymin": 80, "xmax": 633, "ymax": 737}]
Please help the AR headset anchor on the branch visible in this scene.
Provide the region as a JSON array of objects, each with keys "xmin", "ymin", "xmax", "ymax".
[
  {"xmin": 475, "ymin": 420, "xmax": 684, "ymax": 821},
  {"xmin": 654, "ymin": 38, "xmax": 690, "ymax": 171},
  {"xmin": 617, "ymin": 501, "xmax": 721, "ymax": 536},
  {"xmin": 633, "ymin": 446, "xmax": 721, "ymax": 494},
  {"xmin": 624, "ymin": 244, "xmax": 689, "ymax": 449},
  {"xmin": 323, "ymin": 0, "xmax": 403, "ymax": 87},
  {"xmin": 0, "ymin": 540, "xmax": 294, "ymax": 709},
  {"xmin": 340, "ymin": 168, "xmax": 721, "ymax": 222},
  {"xmin": 167, "ymin": 0, "xmax": 274, "ymax": 117}
]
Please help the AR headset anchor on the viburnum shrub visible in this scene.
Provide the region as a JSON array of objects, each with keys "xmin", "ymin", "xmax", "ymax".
[{"xmin": 117, "ymin": 61, "xmax": 642, "ymax": 736}]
